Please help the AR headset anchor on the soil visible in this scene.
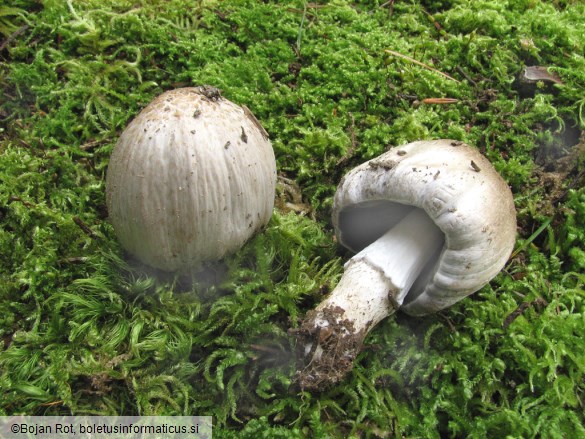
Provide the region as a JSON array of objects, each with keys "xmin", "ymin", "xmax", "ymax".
[
  {"xmin": 534, "ymin": 135, "xmax": 585, "ymax": 216},
  {"xmin": 515, "ymin": 133, "xmax": 585, "ymax": 240},
  {"xmin": 291, "ymin": 305, "xmax": 367, "ymax": 391}
]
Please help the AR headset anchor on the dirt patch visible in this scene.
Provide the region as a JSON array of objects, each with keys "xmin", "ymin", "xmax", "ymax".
[
  {"xmin": 368, "ymin": 159, "xmax": 397, "ymax": 171},
  {"xmin": 197, "ymin": 85, "xmax": 222, "ymax": 101},
  {"xmin": 291, "ymin": 305, "xmax": 367, "ymax": 391},
  {"xmin": 515, "ymin": 134, "xmax": 585, "ymax": 240},
  {"xmin": 275, "ymin": 174, "xmax": 314, "ymax": 218},
  {"xmin": 533, "ymin": 135, "xmax": 585, "ymax": 216}
]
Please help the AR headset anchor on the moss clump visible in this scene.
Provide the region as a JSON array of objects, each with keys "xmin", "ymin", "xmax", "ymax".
[{"xmin": 1, "ymin": 0, "xmax": 584, "ymax": 436}]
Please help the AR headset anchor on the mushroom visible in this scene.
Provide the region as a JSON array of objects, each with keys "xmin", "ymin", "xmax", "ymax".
[
  {"xmin": 294, "ymin": 139, "xmax": 516, "ymax": 390},
  {"xmin": 106, "ymin": 87, "xmax": 277, "ymax": 272}
]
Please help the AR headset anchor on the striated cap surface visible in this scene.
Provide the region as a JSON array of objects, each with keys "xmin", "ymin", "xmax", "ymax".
[{"xmin": 106, "ymin": 87, "xmax": 276, "ymax": 272}]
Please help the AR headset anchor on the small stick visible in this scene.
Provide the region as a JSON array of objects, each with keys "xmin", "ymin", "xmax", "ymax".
[
  {"xmin": 73, "ymin": 216, "xmax": 99, "ymax": 239},
  {"xmin": 18, "ymin": 139, "xmax": 33, "ymax": 148},
  {"xmin": 422, "ymin": 98, "xmax": 459, "ymax": 104},
  {"xmin": 0, "ymin": 25, "xmax": 29, "ymax": 52},
  {"xmin": 39, "ymin": 400, "xmax": 64, "ymax": 407},
  {"xmin": 456, "ymin": 66, "xmax": 477, "ymax": 86},
  {"xmin": 420, "ymin": 7, "xmax": 445, "ymax": 35},
  {"xmin": 438, "ymin": 312, "xmax": 456, "ymax": 333},
  {"xmin": 375, "ymin": 1, "xmax": 395, "ymax": 16},
  {"xmin": 79, "ymin": 138, "xmax": 110, "ymax": 151},
  {"xmin": 503, "ymin": 297, "xmax": 548, "ymax": 329},
  {"xmin": 384, "ymin": 49, "xmax": 461, "ymax": 83},
  {"xmin": 9, "ymin": 196, "xmax": 35, "ymax": 208}
]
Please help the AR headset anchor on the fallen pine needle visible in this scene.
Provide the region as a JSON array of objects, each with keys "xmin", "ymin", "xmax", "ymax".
[
  {"xmin": 510, "ymin": 216, "xmax": 553, "ymax": 259},
  {"xmin": 422, "ymin": 98, "xmax": 459, "ymax": 104},
  {"xmin": 385, "ymin": 49, "xmax": 461, "ymax": 83}
]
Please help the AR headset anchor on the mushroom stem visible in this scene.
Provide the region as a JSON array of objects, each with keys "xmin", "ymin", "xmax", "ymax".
[{"xmin": 295, "ymin": 208, "xmax": 444, "ymax": 390}]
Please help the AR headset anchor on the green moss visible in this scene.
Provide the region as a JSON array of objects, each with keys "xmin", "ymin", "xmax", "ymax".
[{"xmin": 1, "ymin": 0, "xmax": 584, "ymax": 436}]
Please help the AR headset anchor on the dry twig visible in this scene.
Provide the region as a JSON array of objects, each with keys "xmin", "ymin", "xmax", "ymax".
[
  {"xmin": 73, "ymin": 216, "xmax": 99, "ymax": 239},
  {"xmin": 385, "ymin": 49, "xmax": 461, "ymax": 83},
  {"xmin": 0, "ymin": 25, "xmax": 29, "ymax": 52},
  {"xmin": 422, "ymin": 98, "xmax": 459, "ymax": 104}
]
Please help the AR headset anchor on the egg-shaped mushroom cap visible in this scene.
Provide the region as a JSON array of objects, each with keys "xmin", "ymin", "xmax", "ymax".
[
  {"xmin": 106, "ymin": 87, "xmax": 276, "ymax": 272},
  {"xmin": 332, "ymin": 140, "xmax": 516, "ymax": 316}
]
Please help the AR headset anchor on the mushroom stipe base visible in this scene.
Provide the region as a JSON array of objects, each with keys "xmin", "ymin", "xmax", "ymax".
[
  {"xmin": 293, "ymin": 140, "xmax": 517, "ymax": 390},
  {"xmin": 293, "ymin": 305, "xmax": 372, "ymax": 391}
]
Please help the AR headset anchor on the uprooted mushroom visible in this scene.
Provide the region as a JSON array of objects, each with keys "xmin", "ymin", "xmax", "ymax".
[{"xmin": 293, "ymin": 139, "xmax": 517, "ymax": 390}]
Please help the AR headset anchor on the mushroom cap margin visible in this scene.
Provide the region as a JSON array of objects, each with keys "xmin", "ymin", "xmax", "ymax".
[{"xmin": 332, "ymin": 139, "xmax": 516, "ymax": 316}]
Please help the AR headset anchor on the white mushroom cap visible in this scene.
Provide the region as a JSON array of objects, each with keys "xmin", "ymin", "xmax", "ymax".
[
  {"xmin": 332, "ymin": 139, "xmax": 516, "ymax": 315},
  {"xmin": 106, "ymin": 87, "xmax": 277, "ymax": 272}
]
